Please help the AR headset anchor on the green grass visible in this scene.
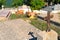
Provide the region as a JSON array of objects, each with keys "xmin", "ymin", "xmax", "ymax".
[
  {"xmin": 30, "ymin": 19, "xmax": 47, "ymax": 31},
  {"xmin": 9, "ymin": 14, "xmax": 28, "ymax": 20},
  {"xmin": 30, "ymin": 18, "xmax": 60, "ymax": 35}
]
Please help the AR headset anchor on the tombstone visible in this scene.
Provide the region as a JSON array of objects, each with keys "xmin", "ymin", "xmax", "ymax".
[
  {"xmin": 37, "ymin": 30, "xmax": 58, "ymax": 40},
  {"xmin": 54, "ymin": 4, "xmax": 60, "ymax": 10}
]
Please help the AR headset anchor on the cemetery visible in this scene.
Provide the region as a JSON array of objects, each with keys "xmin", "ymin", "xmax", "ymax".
[
  {"xmin": 0, "ymin": 0, "xmax": 60, "ymax": 40},
  {"xmin": 0, "ymin": 4, "xmax": 60, "ymax": 40},
  {"xmin": 9, "ymin": 6, "xmax": 60, "ymax": 35}
]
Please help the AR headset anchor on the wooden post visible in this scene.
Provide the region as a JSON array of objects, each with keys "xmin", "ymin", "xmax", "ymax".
[
  {"xmin": 46, "ymin": 11, "xmax": 51, "ymax": 32},
  {"xmin": 46, "ymin": 0, "xmax": 51, "ymax": 32}
]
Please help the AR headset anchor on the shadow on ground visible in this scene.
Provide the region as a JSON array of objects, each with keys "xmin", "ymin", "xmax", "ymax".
[{"xmin": 28, "ymin": 32, "xmax": 37, "ymax": 40}]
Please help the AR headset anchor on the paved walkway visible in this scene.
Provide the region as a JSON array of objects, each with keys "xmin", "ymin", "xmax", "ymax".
[{"xmin": 0, "ymin": 19, "xmax": 40, "ymax": 40}]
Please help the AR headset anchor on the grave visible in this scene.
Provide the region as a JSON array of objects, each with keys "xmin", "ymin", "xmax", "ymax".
[
  {"xmin": 0, "ymin": 9, "xmax": 10, "ymax": 20},
  {"xmin": 37, "ymin": 1, "xmax": 58, "ymax": 40},
  {"xmin": 37, "ymin": 30, "xmax": 58, "ymax": 40},
  {"xmin": 54, "ymin": 4, "xmax": 60, "ymax": 10}
]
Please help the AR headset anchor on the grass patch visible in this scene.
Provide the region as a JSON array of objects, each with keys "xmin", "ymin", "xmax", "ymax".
[
  {"xmin": 9, "ymin": 14, "xmax": 28, "ymax": 20},
  {"xmin": 30, "ymin": 19, "xmax": 47, "ymax": 31},
  {"xmin": 30, "ymin": 18, "xmax": 60, "ymax": 35}
]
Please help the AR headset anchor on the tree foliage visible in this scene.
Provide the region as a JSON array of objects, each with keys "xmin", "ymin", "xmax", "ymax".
[
  {"xmin": 52, "ymin": 0, "xmax": 60, "ymax": 4},
  {"xmin": 12, "ymin": 0, "xmax": 23, "ymax": 7},
  {"xmin": 27, "ymin": 0, "xmax": 45, "ymax": 10},
  {"xmin": 0, "ymin": 0, "xmax": 6, "ymax": 7}
]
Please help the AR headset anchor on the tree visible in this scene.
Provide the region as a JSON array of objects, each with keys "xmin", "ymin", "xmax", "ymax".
[
  {"xmin": 5, "ymin": 0, "xmax": 12, "ymax": 7},
  {"xmin": 12, "ymin": 0, "xmax": 23, "ymax": 7},
  {"xmin": 27, "ymin": 0, "xmax": 45, "ymax": 10},
  {"xmin": 0, "ymin": 0, "xmax": 6, "ymax": 7},
  {"xmin": 57, "ymin": 0, "xmax": 60, "ymax": 3},
  {"xmin": 52, "ymin": 0, "xmax": 60, "ymax": 4}
]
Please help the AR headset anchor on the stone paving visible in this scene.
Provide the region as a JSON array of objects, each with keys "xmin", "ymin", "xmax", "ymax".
[{"xmin": 0, "ymin": 19, "xmax": 40, "ymax": 40}]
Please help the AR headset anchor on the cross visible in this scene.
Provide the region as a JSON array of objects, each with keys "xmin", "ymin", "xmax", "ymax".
[
  {"xmin": 43, "ymin": 9, "xmax": 54, "ymax": 32},
  {"xmin": 46, "ymin": 11, "xmax": 51, "ymax": 32},
  {"xmin": 44, "ymin": 11, "xmax": 51, "ymax": 32},
  {"xmin": 46, "ymin": 0, "xmax": 52, "ymax": 32}
]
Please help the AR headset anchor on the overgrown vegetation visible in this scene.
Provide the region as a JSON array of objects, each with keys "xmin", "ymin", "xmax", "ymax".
[
  {"xmin": 30, "ymin": 18, "xmax": 60, "ymax": 35},
  {"xmin": 0, "ymin": 0, "xmax": 45, "ymax": 9},
  {"xmin": 9, "ymin": 14, "xmax": 60, "ymax": 35},
  {"xmin": 9, "ymin": 14, "xmax": 28, "ymax": 20},
  {"xmin": 30, "ymin": 19, "xmax": 47, "ymax": 31},
  {"xmin": 0, "ymin": 0, "xmax": 6, "ymax": 8},
  {"xmin": 1, "ymin": 0, "xmax": 60, "ymax": 9},
  {"xmin": 12, "ymin": 0, "xmax": 23, "ymax": 7},
  {"xmin": 27, "ymin": 0, "xmax": 45, "ymax": 10}
]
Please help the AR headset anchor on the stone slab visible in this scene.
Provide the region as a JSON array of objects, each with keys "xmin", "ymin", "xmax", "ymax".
[
  {"xmin": 0, "ymin": 19, "xmax": 40, "ymax": 40},
  {"xmin": 37, "ymin": 30, "xmax": 58, "ymax": 40}
]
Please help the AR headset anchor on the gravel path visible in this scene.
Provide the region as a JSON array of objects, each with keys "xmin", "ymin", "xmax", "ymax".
[{"xmin": 0, "ymin": 19, "xmax": 40, "ymax": 40}]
